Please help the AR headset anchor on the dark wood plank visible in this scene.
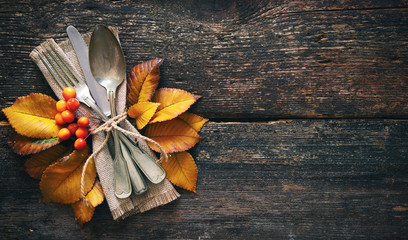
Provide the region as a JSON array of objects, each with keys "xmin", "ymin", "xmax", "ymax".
[
  {"xmin": 1, "ymin": 120, "xmax": 407, "ymax": 239},
  {"xmin": 1, "ymin": 1, "xmax": 408, "ymax": 119}
]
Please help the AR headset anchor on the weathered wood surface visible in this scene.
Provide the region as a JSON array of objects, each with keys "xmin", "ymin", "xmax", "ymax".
[
  {"xmin": 1, "ymin": 120, "xmax": 407, "ymax": 239},
  {"xmin": 1, "ymin": 0, "xmax": 408, "ymax": 239},
  {"xmin": 0, "ymin": 0, "xmax": 408, "ymax": 119}
]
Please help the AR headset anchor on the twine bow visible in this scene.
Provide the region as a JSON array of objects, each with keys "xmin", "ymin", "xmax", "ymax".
[{"xmin": 80, "ymin": 112, "xmax": 168, "ymax": 205}]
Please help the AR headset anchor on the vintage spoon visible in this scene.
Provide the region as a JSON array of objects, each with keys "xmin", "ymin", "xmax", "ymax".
[
  {"xmin": 89, "ymin": 25, "xmax": 165, "ymax": 185},
  {"xmin": 89, "ymin": 25, "xmax": 147, "ymax": 197}
]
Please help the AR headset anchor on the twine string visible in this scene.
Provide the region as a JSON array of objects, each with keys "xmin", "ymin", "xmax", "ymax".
[{"xmin": 80, "ymin": 112, "xmax": 168, "ymax": 204}]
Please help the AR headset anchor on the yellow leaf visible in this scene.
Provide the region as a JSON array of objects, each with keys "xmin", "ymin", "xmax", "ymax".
[
  {"xmin": 2, "ymin": 93, "xmax": 60, "ymax": 138},
  {"xmin": 150, "ymin": 88, "xmax": 201, "ymax": 123},
  {"xmin": 85, "ymin": 180, "xmax": 104, "ymax": 207},
  {"xmin": 71, "ymin": 181, "xmax": 104, "ymax": 227},
  {"xmin": 8, "ymin": 133, "xmax": 61, "ymax": 155},
  {"xmin": 128, "ymin": 102, "xmax": 160, "ymax": 129},
  {"xmin": 178, "ymin": 112, "xmax": 209, "ymax": 132},
  {"xmin": 145, "ymin": 118, "xmax": 202, "ymax": 153},
  {"xmin": 40, "ymin": 146, "xmax": 96, "ymax": 204},
  {"xmin": 24, "ymin": 144, "xmax": 69, "ymax": 180},
  {"xmin": 127, "ymin": 59, "xmax": 163, "ymax": 105},
  {"xmin": 162, "ymin": 152, "xmax": 198, "ymax": 193},
  {"xmin": 71, "ymin": 199, "xmax": 94, "ymax": 228}
]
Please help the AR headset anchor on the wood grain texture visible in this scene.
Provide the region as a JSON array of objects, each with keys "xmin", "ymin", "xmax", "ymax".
[
  {"xmin": 1, "ymin": 0, "xmax": 408, "ymax": 239},
  {"xmin": 0, "ymin": 0, "xmax": 407, "ymax": 119},
  {"xmin": 1, "ymin": 120, "xmax": 407, "ymax": 239}
]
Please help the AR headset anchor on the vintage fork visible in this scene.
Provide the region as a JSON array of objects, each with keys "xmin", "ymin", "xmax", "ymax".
[{"xmin": 38, "ymin": 44, "xmax": 153, "ymax": 197}]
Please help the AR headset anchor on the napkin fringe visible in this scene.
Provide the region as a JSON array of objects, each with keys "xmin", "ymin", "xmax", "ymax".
[{"xmin": 114, "ymin": 187, "xmax": 180, "ymax": 220}]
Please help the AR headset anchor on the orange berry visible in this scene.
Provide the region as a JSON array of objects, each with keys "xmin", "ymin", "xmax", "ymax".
[
  {"xmin": 77, "ymin": 117, "xmax": 90, "ymax": 127},
  {"xmin": 66, "ymin": 98, "xmax": 80, "ymax": 111},
  {"xmin": 67, "ymin": 123, "xmax": 79, "ymax": 135},
  {"xmin": 75, "ymin": 127, "xmax": 89, "ymax": 139},
  {"xmin": 55, "ymin": 113, "xmax": 66, "ymax": 125},
  {"xmin": 61, "ymin": 110, "xmax": 75, "ymax": 123},
  {"xmin": 74, "ymin": 138, "xmax": 87, "ymax": 150},
  {"xmin": 58, "ymin": 128, "xmax": 71, "ymax": 141},
  {"xmin": 56, "ymin": 100, "xmax": 67, "ymax": 112},
  {"xmin": 62, "ymin": 87, "xmax": 76, "ymax": 100}
]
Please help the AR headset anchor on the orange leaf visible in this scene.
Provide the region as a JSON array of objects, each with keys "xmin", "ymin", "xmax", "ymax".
[
  {"xmin": 145, "ymin": 118, "xmax": 202, "ymax": 153},
  {"xmin": 128, "ymin": 102, "xmax": 160, "ymax": 129},
  {"xmin": 162, "ymin": 152, "xmax": 198, "ymax": 193},
  {"xmin": 2, "ymin": 93, "xmax": 60, "ymax": 138},
  {"xmin": 150, "ymin": 88, "xmax": 201, "ymax": 123},
  {"xmin": 40, "ymin": 146, "xmax": 96, "ymax": 204},
  {"xmin": 127, "ymin": 59, "xmax": 163, "ymax": 105},
  {"xmin": 24, "ymin": 144, "xmax": 69, "ymax": 180},
  {"xmin": 71, "ymin": 181, "xmax": 104, "ymax": 227},
  {"xmin": 8, "ymin": 133, "xmax": 61, "ymax": 155},
  {"xmin": 178, "ymin": 112, "xmax": 209, "ymax": 133}
]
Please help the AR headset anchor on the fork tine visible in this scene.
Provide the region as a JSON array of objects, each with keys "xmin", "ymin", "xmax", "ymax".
[
  {"xmin": 38, "ymin": 50, "xmax": 68, "ymax": 89},
  {"xmin": 44, "ymin": 47, "xmax": 79, "ymax": 88},
  {"xmin": 49, "ymin": 45, "xmax": 85, "ymax": 86},
  {"xmin": 42, "ymin": 49, "xmax": 71, "ymax": 86}
]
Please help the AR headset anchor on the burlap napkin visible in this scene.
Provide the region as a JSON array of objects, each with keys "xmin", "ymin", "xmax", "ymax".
[{"xmin": 29, "ymin": 28, "xmax": 179, "ymax": 220}]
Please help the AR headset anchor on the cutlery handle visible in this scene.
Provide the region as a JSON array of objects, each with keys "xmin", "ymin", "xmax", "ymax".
[
  {"xmin": 108, "ymin": 90, "xmax": 134, "ymax": 198},
  {"xmin": 120, "ymin": 141, "xmax": 147, "ymax": 194},
  {"xmin": 113, "ymin": 148, "xmax": 132, "ymax": 199},
  {"xmin": 119, "ymin": 134, "xmax": 166, "ymax": 184}
]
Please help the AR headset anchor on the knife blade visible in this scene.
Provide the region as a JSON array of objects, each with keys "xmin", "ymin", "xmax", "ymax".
[{"xmin": 67, "ymin": 25, "xmax": 111, "ymax": 116}]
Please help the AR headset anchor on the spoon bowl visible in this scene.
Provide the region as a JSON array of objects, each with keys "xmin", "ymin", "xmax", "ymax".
[{"xmin": 89, "ymin": 25, "xmax": 126, "ymax": 95}]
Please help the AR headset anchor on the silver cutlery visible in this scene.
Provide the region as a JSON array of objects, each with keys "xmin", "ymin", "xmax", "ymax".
[
  {"xmin": 66, "ymin": 25, "xmax": 110, "ymax": 117},
  {"xmin": 89, "ymin": 25, "xmax": 146, "ymax": 197},
  {"xmin": 68, "ymin": 25, "xmax": 165, "ymax": 184}
]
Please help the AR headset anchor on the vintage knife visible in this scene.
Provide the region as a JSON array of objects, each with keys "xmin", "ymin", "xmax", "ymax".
[{"xmin": 66, "ymin": 25, "xmax": 111, "ymax": 116}]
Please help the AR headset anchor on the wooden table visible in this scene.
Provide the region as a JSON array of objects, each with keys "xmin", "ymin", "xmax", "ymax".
[{"xmin": 1, "ymin": 1, "xmax": 407, "ymax": 239}]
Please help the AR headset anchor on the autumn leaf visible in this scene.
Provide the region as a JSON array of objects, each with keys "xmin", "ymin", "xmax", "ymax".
[
  {"xmin": 84, "ymin": 180, "xmax": 104, "ymax": 207},
  {"xmin": 71, "ymin": 181, "xmax": 104, "ymax": 227},
  {"xmin": 128, "ymin": 102, "xmax": 160, "ymax": 129},
  {"xmin": 8, "ymin": 133, "xmax": 61, "ymax": 155},
  {"xmin": 162, "ymin": 151, "xmax": 198, "ymax": 193},
  {"xmin": 71, "ymin": 198, "xmax": 94, "ymax": 227},
  {"xmin": 2, "ymin": 93, "xmax": 60, "ymax": 138},
  {"xmin": 24, "ymin": 144, "xmax": 69, "ymax": 180},
  {"xmin": 150, "ymin": 88, "xmax": 201, "ymax": 123},
  {"xmin": 127, "ymin": 59, "xmax": 163, "ymax": 105},
  {"xmin": 40, "ymin": 146, "xmax": 96, "ymax": 204},
  {"xmin": 178, "ymin": 112, "xmax": 209, "ymax": 132},
  {"xmin": 145, "ymin": 118, "xmax": 202, "ymax": 153}
]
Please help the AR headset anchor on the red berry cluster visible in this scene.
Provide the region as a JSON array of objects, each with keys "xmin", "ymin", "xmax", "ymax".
[{"xmin": 55, "ymin": 87, "xmax": 90, "ymax": 150}]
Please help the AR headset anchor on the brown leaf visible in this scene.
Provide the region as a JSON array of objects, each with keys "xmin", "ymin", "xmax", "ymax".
[
  {"xmin": 8, "ymin": 133, "xmax": 61, "ymax": 155},
  {"xmin": 40, "ymin": 146, "xmax": 96, "ymax": 204},
  {"xmin": 24, "ymin": 144, "xmax": 69, "ymax": 180},
  {"xmin": 145, "ymin": 118, "xmax": 202, "ymax": 153},
  {"xmin": 178, "ymin": 112, "xmax": 209, "ymax": 132},
  {"xmin": 128, "ymin": 102, "xmax": 160, "ymax": 129},
  {"xmin": 162, "ymin": 151, "xmax": 198, "ymax": 193},
  {"xmin": 2, "ymin": 93, "xmax": 61, "ymax": 138},
  {"xmin": 127, "ymin": 59, "xmax": 163, "ymax": 105},
  {"xmin": 71, "ymin": 181, "xmax": 104, "ymax": 227}
]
